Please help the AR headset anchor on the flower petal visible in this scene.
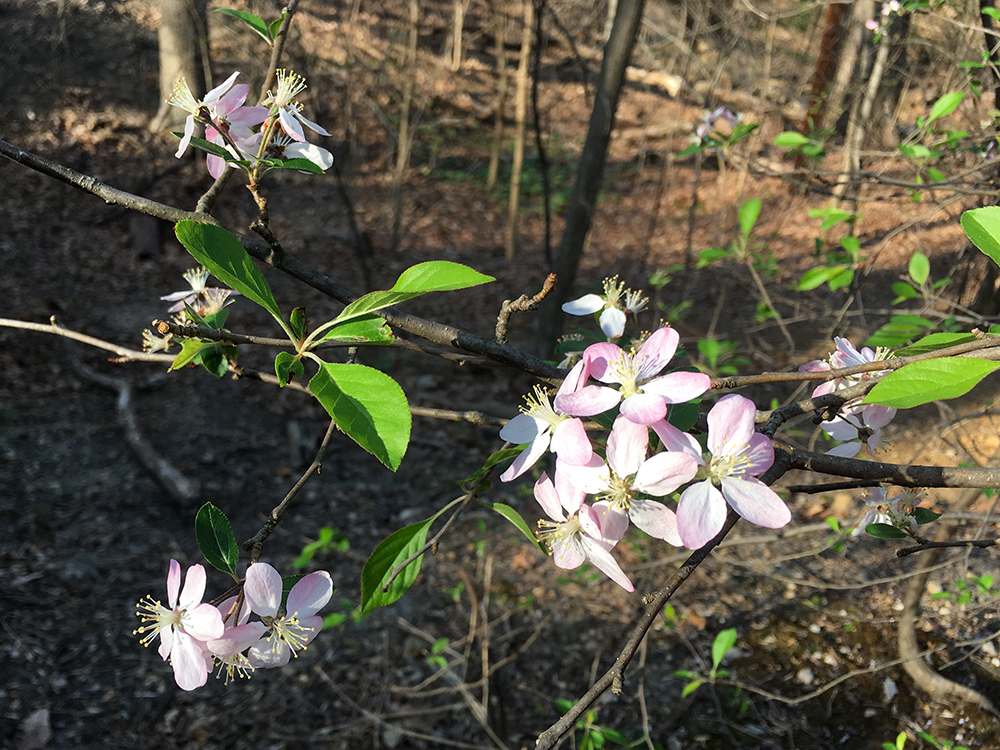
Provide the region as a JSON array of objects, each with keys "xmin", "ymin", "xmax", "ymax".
[
  {"xmin": 204, "ymin": 71, "xmax": 240, "ymax": 104},
  {"xmin": 562, "ymin": 294, "xmax": 605, "ymax": 315},
  {"xmin": 619, "ymin": 392, "xmax": 668, "ymax": 425},
  {"xmin": 554, "ymin": 466, "xmax": 587, "ymax": 514},
  {"xmin": 533, "ymin": 473, "xmax": 565, "ymax": 521},
  {"xmin": 557, "ymin": 455, "xmax": 611, "ymax": 495},
  {"xmin": 633, "ymin": 452, "xmax": 698, "ymax": 496},
  {"xmin": 676, "ymin": 481, "xmax": 728, "ymax": 549},
  {"xmin": 650, "ymin": 419, "xmax": 703, "ymax": 460},
  {"xmin": 707, "ymin": 394, "xmax": 756, "ymax": 457},
  {"xmin": 284, "ymin": 141, "xmax": 334, "ymax": 171},
  {"xmin": 633, "ymin": 327, "xmax": 679, "ymax": 380},
  {"xmin": 550, "ymin": 418, "xmax": 592, "ymax": 465},
  {"xmin": 178, "ymin": 563, "xmax": 206, "ymax": 610},
  {"xmin": 171, "ymin": 630, "xmax": 210, "ymax": 691},
  {"xmin": 607, "ymin": 414, "xmax": 648, "ymax": 476},
  {"xmin": 500, "ymin": 432, "xmax": 549, "ymax": 482},
  {"xmin": 550, "ymin": 534, "xmax": 586, "ymax": 570},
  {"xmin": 628, "ymin": 499, "xmax": 683, "ymax": 546},
  {"xmin": 175, "ymin": 115, "xmax": 196, "ymax": 158},
  {"xmin": 557, "ymin": 359, "xmax": 590, "ymax": 397},
  {"xmin": 582, "ymin": 342, "xmax": 625, "ymax": 382},
  {"xmin": 244, "ymin": 562, "xmax": 282, "ymax": 618},
  {"xmin": 278, "ymin": 107, "xmax": 306, "ymax": 141},
  {"xmin": 598, "ymin": 306, "xmax": 627, "ymax": 339},
  {"xmin": 641, "ymin": 371, "xmax": 711, "ymax": 404},
  {"xmin": 207, "ymin": 622, "xmax": 266, "ymax": 657},
  {"xmin": 743, "ymin": 433, "xmax": 774, "ymax": 475},
  {"xmin": 579, "ymin": 536, "xmax": 634, "ymax": 592},
  {"xmin": 720, "ymin": 477, "xmax": 790, "ymax": 529},
  {"xmin": 591, "ymin": 501, "xmax": 629, "ymax": 543},
  {"xmin": 287, "ymin": 570, "xmax": 334, "ymax": 617},
  {"xmin": 248, "ymin": 634, "xmax": 291, "ymax": 668},
  {"xmin": 166, "ymin": 559, "xmax": 181, "ymax": 609},
  {"xmin": 294, "ymin": 110, "xmax": 332, "ymax": 137},
  {"xmin": 826, "ymin": 441, "xmax": 862, "ymax": 458},
  {"xmin": 555, "ymin": 384, "xmax": 622, "ymax": 417}
]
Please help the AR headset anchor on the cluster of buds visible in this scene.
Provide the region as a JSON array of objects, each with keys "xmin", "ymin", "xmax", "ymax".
[
  {"xmin": 501, "ymin": 326, "xmax": 791, "ymax": 589},
  {"xmin": 134, "ymin": 560, "xmax": 332, "ymax": 691},
  {"xmin": 168, "ymin": 69, "xmax": 333, "ymax": 178},
  {"xmin": 801, "ymin": 337, "xmax": 897, "ymax": 457}
]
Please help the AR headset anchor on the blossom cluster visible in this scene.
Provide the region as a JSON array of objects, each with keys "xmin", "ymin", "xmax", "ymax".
[
  {"xmin": 167, "ymin": 69, "xmax": 332, "ymax": 177},
  {"xmin": 134, "ymin": 560, "xmax": 332, "ymax": 690},
  {"xmin": 142, "ymin": 266, "xmax": 241, "ymax": 352},
  {"xmin": 500, "ymin": 325, "xmax": 791, "ymax": 590},
  {"xmin": 800, "ymin": 337, "xmax": 897, "ymax": 457},
  {"xmin": 853, "ymin": 487, "xmax": 923, "ymax": 537}
]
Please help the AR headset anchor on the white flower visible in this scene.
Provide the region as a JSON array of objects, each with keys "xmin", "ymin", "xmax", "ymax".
[
  {"xmin": 168, "ymin": 72, "xmax": 241, "ymax": 158},
  {"xmin": 264, "ymin": 69, "xmax": 331, "ymax": 142}
]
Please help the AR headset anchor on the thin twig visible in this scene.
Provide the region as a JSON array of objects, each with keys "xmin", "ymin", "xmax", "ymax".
[
  {"xmin": 0, "ymin": 317, "xmax": 174, "ymax": 364},
  {"xmin": 495, "ymin": 273, "xmax": 557, "ymax": 344},
  {"xmin": 897, "ymin": 538, "xmax": 1000, "ymax": 558}
]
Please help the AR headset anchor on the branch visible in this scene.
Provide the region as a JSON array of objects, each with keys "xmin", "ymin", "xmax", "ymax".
[
  {"xmin": 0, "ymin": 317, "xmax": 174, "ymax": 364},
  {"xmin": 495, "ymin": 273, "xmax": 557, "ymax": 344},
  {"xmin": 897, "ymin": 537, "xmax": 1000, "ymax": 558}
]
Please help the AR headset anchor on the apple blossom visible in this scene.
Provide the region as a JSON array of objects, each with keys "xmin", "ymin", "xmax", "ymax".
[
  {"xmin": 532, "ymin": 470, "xmax": 634, "ymax": 591},
  {"xmin": 161, "ymin": 266, "xmax": 240, "ymax": 315},
  {"xmin": 555, "ymin": 327, "xmax": 711, "ymax": 425},
  {"xmin": 204, "ymin": 92, "xmax": 268, "ymax": 178},
  {"xmin": 675, "ymin": 395, "xmax": 790, "ymax": 549},
  {"xmin": 167, "ymin": 71, "xmax": 241, "ymax": 158},
  {"xmin": 853, "ymin": 487, "xmax": 922, "ymax": 537},
  {"xmin": 263, "ymin": 69, "xmax": 332, "ymax": 142},
  {"xmin": 133, "ymin": 560, "xmax": 225, "ymax": 691},
  {"xmin": 500, "ymin": 360, "xmax": 592, "ymax": 482},
  {"xmin": 204, "ymin": 596, "xmax": 267, "ymax": 684},
  {"xmin": 244, "ymin": 563, "xmax": 333, "ymax": 667},
  {"xmin": 565, "ymin": 414, "xmax": 697, "ymax": 545},
  {"xmin": 266, "ymin": 134, "xmax": 335, "ymax": 172},
  {"xmin": 562, "ymin": 276, "xmax": 646, "ymax": 339}
]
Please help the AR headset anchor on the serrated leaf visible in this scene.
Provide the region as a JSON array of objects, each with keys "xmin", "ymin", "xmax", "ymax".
[
  {"xmin": 215, "ymin": 8, "xmax": 271, "ymax": 43},
  {"xmin": 275, "ymin": 351, "xmax": 304, "ymax": 386},
  {"xmin": 175, "ymin": 221, "xmax": 282, "ymax": 320},
  {"xmin": 711, "ymin": 627, "xmax": 737, "ymax": 671},
  {"xmin": 738, "ymin": 198, "xmax": 761, "ymax": 237},
  {"xmin": 866, "ymin": 523, "xmax": 907, "ymax": 539},
  {"xmin": 909, "ymin": 252, "xmax": 930, "ymax": 286},
  {"xmin": 320, "ymin": 315, "xmax": 394, "ymax": 344},
  {"xmin": 893, "ymin": 332, "xmax": 976, "ymax": 356},
  {"xmin": 962, "ymin": 207, "xmax": 1000, "ymax": 268},
  {"xmin": 361, "ymin": 518, "xmax": 434, "ymax": 613},
  {"xmin": 331, "ymin": 261, "xmax": 495, "ymax": 325},
  {"xmin": 485, "ymin": 502, "xmax": 545, "ymax": 552},
  {"xmin": 927, "ymin": 91, "xmax": 965, "ymax": 123},
  {"xmin": 308, "ymin": 361, "xmax": 411, "ymax": 470},
  {"xmin": 773, "ymin": 132, "xmax": 810, "ymax": 147},
  {"xmin": 194, "ymin": 502, "xmax": 239, "ymax": 576},
  {"xmin": 863, "ymin": 358, "xmax": 1000, "ymax": 409}
]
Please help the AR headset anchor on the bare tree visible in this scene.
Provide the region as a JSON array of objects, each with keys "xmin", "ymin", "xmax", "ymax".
[{"xmin": 505, "ymin": 0, "xmax": 534, "ymax": 261}]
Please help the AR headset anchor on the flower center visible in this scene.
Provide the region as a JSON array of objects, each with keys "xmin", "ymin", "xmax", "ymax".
[
  {"xmin": 168, "ymin": 78, "xmax": 200, "ymax": 114},
  {"xmin": 598, "ymin": 471, "xmax": 634, "ymax": 512},
  {"xmin": 261, "ymin": 613, "xmax": 315, "ymax": 658},
  {"xmin": 535, "ymin": 516, "xmax": 580, "ymax": 552},
  {"xmin": 133, "ymin": 596, "xmax": 182, "ymax": 646},
  {"xmin": 709, "ymin": 451, "xmax": 751, "ymax": 482},
  {"xmin": 601, "ymin": 276, "xmax": 625, "ymax": 308},
  {"xmin": 213, "ymin": 651, "xmax": 255, "ymax": 684},
  {"xmin": 522, "ymin": 385, "xmax": 563, "ymax": 429},
  {"xmin": 608, "ymin": 353, "xmax": 641, "ymax": 397},
  {"xmin": 272, "ymin": 69, "xmax": 307, "ymax": 109}
]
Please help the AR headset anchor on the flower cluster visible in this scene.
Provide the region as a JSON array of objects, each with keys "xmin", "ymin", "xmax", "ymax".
[
  {"xmin": 167, "ymin": 69, "xmax": 332, "ymax": 177},
  {"xmin": 865, "ymin": 0, "xmax": 901, "ymax": 36},
  {"xmin": 142, "ymin": 266, "xmax": 241, "ymax": 352},
  {"xmin": 134, "ymin": 560, "xmax": 332, "ymax": 690},
  {"xmin": 853, "ymin": 487, "xmax": 923, "ymax": 537},
  {"xmin": 695, "ymin": 105, "xmax": 739, "ymax": 143},
  {"xmin": 801, "ymin": 337, "xmax": 897, "ymax": 457},
  {"xmin": 501, "ymin": 324, "xmax": 792, "ymax": 588}
]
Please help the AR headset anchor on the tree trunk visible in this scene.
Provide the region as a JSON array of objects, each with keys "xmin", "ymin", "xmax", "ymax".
[
  {"xmin": 536, "ymin": 0, "xmax": 645, "ymax": 357},
  {"xmin": 451, "ymin": 0, "xmax": 469, "ymax": 71},
  {"xmin": 505, "ymin": 0, "xmax": 534, "ymax": 261},
  {"xmin": 487, "ymin": 1, "xmax": 508, "ymax": 189},
  {"xmin": 391, "ymin": 0, "xmax": 420, "ymax": 253},
  {"xmin": 151, "ymin": 0, "xmax": 209, "ymax": 132}
]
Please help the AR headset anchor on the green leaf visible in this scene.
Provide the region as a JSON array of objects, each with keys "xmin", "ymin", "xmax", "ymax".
[
  {"xmin": 912, "ymin": 507, "xmax": 942, "ymax": 525},
  {"xmin": 198, "ymin": 346, "xmax": 232, "ymax": 377},
  {"xmin": 738, "ymin": 198, "xmax": 761, "ymax": 237},
  {"xmin": 268, "ymin": 12, "xmax": 287, "ymax": 42},
  {"xmin": 866, "ymin": 523, "xmax": 908, "ymax": 539},
  {"xmin": 465, "ymin": 447, "xmax": 524, "ymax": 484},
  {"xmin": 893, "ymin": 332, "xmax": 976, "ymax": 356},
  {"xmin": 320, "ymin": 314, "xmax": 394, "ymax": 344},
  {"xmin": 808, "ymin": 208, "xmax": 857, "ymax": 232},
  {"xmin": 175, "ymin": 221, "xmax": 282, "ymax": 320},
  {"xmin": 773, "ymin": 132, "xmax": 810, "ymax": 147},
  {"xmin": 485, "ymin": 502, "xmax": 546, "ymax": 552},
  {"xmin": 927, "ymin": 91, "xmax": 965, "ymax": 123},
  {"xmin": 215, "ymin": 8, "xmax": 272, "ymax": 43},
  {"xmin": 696, "ymin": 247, "xmax": 730, "ymax": 268},
  {"xmin": 308, "ymin": 361, "xmax": 411, "ymax": 471},
  {"xmin": 290, "ymin": 307, "xmax": 308, "ymax": 341},
  {"xmin": 273, "ymin": 157, "xmax": 326, "ymax": 174},
  {"xmin": 863, "ymin": 358, "xmax": 1000, "ymax": 409},
  {"xmin": 681, "ymin": 680, "xmax": 704, "ymax": 698},
  {"xmin": 840, "ymin": 235, "xmax": 861, "ymax": 258},
  {"xmin": 962, "ymin": 207, "xmax": 1000, "ymax": 267},
  {"xmin": 798, "ymin": 265, "xmax": 848, "ymax": 291},
  {"xmin": 908, "ymin": 252, "xmax": 930, "ymax": 286},
  {"xmin": 711, "ymin": 627, "xmax": 737, "ymax": 671},
  {"xmin": 275, "ymin": 351, "xmax": 304, "ymax": 386},
  {"xmin": 361, "ymin": 518, "xmax": 434, "ymax": 613},
  {"xmin": 171, "ymin": 133, "xmax": 234, "ymax": 159},
  {"xmin": 331, "ymin": 261, "xmax": 495, "ymax": 325},
  {"xmin": 194, "ymin": 502, "xmax": 239, "ymax": 577},
  {"xmin": 891, "ymin": 281, "xmax": 920, "ymax": 302},
  {"xmin": 667, "ymin": 398, "xmax": 700, "ymax": 432},
  {"xmin": 170, "ymin": 338, "xmax": 214, "ymax": 371},
  {"xmin": 828, "ymin": 267, "xmax": 854, "ymax": 291}
]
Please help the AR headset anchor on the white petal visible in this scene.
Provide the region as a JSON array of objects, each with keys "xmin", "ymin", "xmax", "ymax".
[
  {"xmin": 720, "ymin": 477, "xmax": 790, "ymax": 529},
  {"xmin": 676, "ymin": 481, "xmax": 727, "ymax": 549},
  {"xmin": 562, "ymin": 294, "xmax": 605, "ymax": 315},
  {"xmin": 628, "ymin": 499, "xmax": 683, "ymax": 545}
]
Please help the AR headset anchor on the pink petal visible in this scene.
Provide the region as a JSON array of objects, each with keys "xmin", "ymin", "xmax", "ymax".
[
  {"xmin": 178, "ymin": 564, "xmax": 207, "ymax": 610},
  {"xmin": 562, "ymin": 294, "xmax": 604, "ymax": 315},
  {"xmin": 278, "ymin": 107, "xmax": 306, "ymax": 141},
  {"xmin": 583, "ymin": 342, "xmax": 625, "ymax": 382},
  {"xmin": 651, "ymin": 419, "xmax": 703, "ymax": 460},
  {"xmin": 183, "ymin": 602, "xmax": 225, "ymax": 641},
  {"xmin": 607, "ymin": 414, "xmax": 648, "ymax": 476},
  {"xmin": 206, "ymin": 153, "xmax": 227, "ymax": 179},
  {"xmin": 500, "ymin": 432, "xmax": 549, "ymax": 482},
  {"xmin": 598, "ymin": 306, "xmax": 626, "ymax": 338},
  {"xmin": 633, "ymin": 327, "xmax": 679, "ymax": 379},
  {"xmin": 551, "ymin": 535, "xmax": 586, "ymax": 570},
  {"xmin": 554, "ymin": 467, "xmax": 587, "ymax": 514},
  {"xmin": 228, "ymin": 106, "xmax": 269, "ymax": 128},
  {"xmin": 743, "ymin": 433, "xmax": 775, "ymax": 475},
  {"xmin": 166, "ymin": 559, "xmax": 181, "ymax": 609},
  {"xmin": 864, "ymin": 405, "xmax": 896, "ymax": 430},
  {"xmin": 550, "ymin": 418, "xmax": 592, "ymax": 465},
  {"xmin": 213, "ymin": 83, "xmax": 249, "ymax": 116},
  {"xmin": 822, "ymin": 417, "xmax": 859, "ymax": 442},
  {"xmin": 500, "ymin": 413, "xmax": 543, "ymax": 444},
  {"xmin": 628, "ymin": 499, "xmax": 683, "ymax": 545},
  {"xmin": 557, "ymin": 359, "xmax": 590, "ymax": 397},
  {"xmin": 533, "ymin": 473, "xmax": 565, "ymax": 521},
  {"xmin": 619, "ymin": 392, "xmax": 668, "ymax": 425},
  {"xmin": 707, "ymin": 395, "xmax": 756, "ymax": 457},
  {"xmin": 720, "ymin": 477, "xmax": 790, "ymax": 529},
  {"xmin": 641, "ymin": 371, "xmax": 711, "ymax": 404},
  {"xmin": 175, "ymin": 115, "xmax": 196, "ymax": 158},
  {"xmin": 555, "ymin": 384, "xmax": 622, "ymax": 417},
  {"xmin": 826, "ymin": 442, "xmax": 862, "ymax": 458},
  {"xmin": 171, "ymin": 631, "xmax": 210, "ymax": 691},
  {"xmin": 204, "ymin": 71, "xmax": 241, "ymax": 104},
  {"xmin": 158, "ymin": 626, "xmax": 173, "ymax": 661},
  {"xmin": 287, "ymin": 570, "xmax": 333, "ymax": 618},
  {"xmin": 557, "ymin": 455, "xmax": 610, "ymax": 495},
  {"xmin": 591, "ymin": 501, "xmax": 629, "ymax": 543},
  {"xmin": 295, "ymin": 111, "xmax": 331, "ymax": 137},
  {"xmin": 216, "ymin": 596, "xmax": 251, "ymax": 626},
  {"xmin": 633, "ymin": 452, "xmax": 698, "ymax": 496},
  {"xmin": 677, "ymin": 481, "xmax": 728, "ymax": 549},
  {"xmin": 579, "ymin": 537, "xmax": 634, "ymax": 592},
  {"xmin": 248, "ymin": 635, "xmax": 291, "ymax": 668},
  {"xmin": 244, "ymin": 562, "xmax": 282, "ymax": 618},
  {"xmin": 207, "ymin": 622, "xmax": 266, "ymax": 657}
]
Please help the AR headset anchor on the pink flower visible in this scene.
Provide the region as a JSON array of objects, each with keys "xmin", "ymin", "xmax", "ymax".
[
  {"xmin": 564, "ymin": 415, "xmax": 698, "ymax": 545},
  {"xmin": 555, "ymin": 327, "xmax": 711, "ymax": 425},
  {"xmin": 244, "ymin": 563, "xmax": 333, "ymax": 667},
  {"xmin": 266, "ymin": 134, "xmax": 335, "ymax": 173},
  {"xmin": 675, "ymin": 395, "xmax": 790, "ymax": 549},
  {"xmin": 852, "ymin": 487, "xmax": 921, "ymax": 537},
  {"xmin": 204, "ymin": 86, "xmax": 268, "ymax": 177},
  {"xmin": 499, "ymin": 360, "xmax": 592, "ymax": 482},
  {"xmin": 533, "ymin": 470, "xmax": 634, "ymax": 591},
  {"xmin": 133, "ymin": 560, "xmax": 225, "ymax": 691},
  {"xmin": 203, "ymin": 596, "xmax": 267, "ymax": 683},
  {"xmin": 160, "ymin": 266, "xmax": 240, "ymax": 315},
  {"xmin": 168, "ymin": 71, "xmax": 242, "ymax": 158}
]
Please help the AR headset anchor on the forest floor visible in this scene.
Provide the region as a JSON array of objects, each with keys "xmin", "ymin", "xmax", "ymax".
[{"xmin": 4, "ymin": 0, "xmax": 1000, "ymax": 748}]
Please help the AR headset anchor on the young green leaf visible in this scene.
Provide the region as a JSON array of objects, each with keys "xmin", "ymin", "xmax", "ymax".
[
  {"xmin": 289, "ymin": 307, "xmax": 308, "ymax": 341},
  {"xmin": 175, "ymin": 221, "xmax": 282, "ymax": 320},
  {"xmin": 308, "ymin": 362, "xmax": 411, "ymax": 471},
  {"xmin": 274, "ymin": 351, "xmax": 304, "ymax": 386},
  {"xmin": 738, "ymin": 198, "xmax": 761, "ymax": 237},
  {"xmin": 194, "ymin": 502, "xmax": 239, "ymax": 577},
  {"xmin": 927, "ymin": 91, "xmax": 965, "ymax": 123},
  {"xmin": 773, "ymin": 132, "xmax": 810, "ymax": 147},
  {"xmin": 863, "ymin": 358, "xmax": 1000, "ymax": 409},
  {"xmin": 865, "ymin": 523, "xmax": 908, "ymax": 540},
  {"xmin": 962, "ymin": 207, "xmax": 1000, "ymax": 268},
  {"xmin": 464, "ymin": 447, "xmax": 524, "ymax": 484},
  {"xmin": 170, "ymin": 339, "xmax": 214, "ymax": 371},
  {"xmin": 268, "ymin": 12, "xmax": 287, "ymax": 42},
  {"xmin": 215, "ymin": 8, "xmax": 272, "ymax": 44},
  {"xmin": 171, "ymin": 133, "xmax": 235, "ymax": 159},
  {"xmin": 681, "ymin": 680, "xmax": 704, "ymax": 698},
  {"xmin": 319, "ymin": 315, "xmax": 394, "ymax": 344},
  {"xmin": 360, "ymin": 517, "xmax": 434, "ymax": 613},
  {"xmin": 798, "ymin": 265, "xmax": 848, "ymax": 291},
  {"xmin": 908, "ymin": 252, "xmax": 930, "ymax": 286},
  {"xmin": 711, "ymin": 627, "xmax": 737, "ymax": 672},
  {"xmin": 893, "ymin": 332, "xmax": 976, "ymax": 357},
  {"xmin": 484, "ymin": 502, "xmax": 546, "ymax": 552},
  {"xmin": 912, "ymin": 507, "xmax": 942, "ymax": 525},
  {"xmin": 273, "ymin": 157, "xmax": 326, "ymax": 174}
]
